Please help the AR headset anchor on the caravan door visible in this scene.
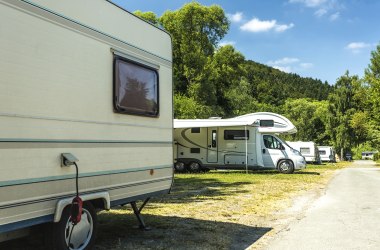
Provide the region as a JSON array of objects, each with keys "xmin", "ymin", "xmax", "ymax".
[
  {"xmin": 261, "ymin": 134, "xmax": 284, "ymax": 168},
  {"xmin": 207, "ymin": 128, "xmax": 218, "ymax": 163}
]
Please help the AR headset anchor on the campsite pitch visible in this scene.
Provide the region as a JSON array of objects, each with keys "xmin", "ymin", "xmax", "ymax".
[{"xmin": 94, "ymin": 163, "xmax": 346, "ymax": 250}]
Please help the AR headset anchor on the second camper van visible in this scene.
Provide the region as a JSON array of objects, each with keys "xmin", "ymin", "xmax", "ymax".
[
  {"xmin": 174, "ymin": 112, "xmax": 306, "ymax": 174},
  {"xmin": 287, "ymin": 141, "xmax": 321, "ymax": 164}
]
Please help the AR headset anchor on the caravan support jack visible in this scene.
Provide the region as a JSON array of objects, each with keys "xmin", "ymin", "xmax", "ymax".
[{"xmin": 130, "ymin": 198, "xmax": 151, "ymax": 231}]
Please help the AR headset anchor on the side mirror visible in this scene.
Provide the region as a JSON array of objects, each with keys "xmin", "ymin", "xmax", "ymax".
[{"xmin": 280, "ymin": 144, "xmax": 285, "ymax": 150}]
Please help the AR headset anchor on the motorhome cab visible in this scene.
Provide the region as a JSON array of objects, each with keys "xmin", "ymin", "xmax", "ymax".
[
  {"xmin": 174, "ymin": 112, "xmax": 306, "ymax": 174},
  {"xmin": 0, "ymin": 0, "xmax": 173, "ymax": 249},
  {"xmin": 318, "ymin": 146, "xmax": 336, "ymax": 162},
  {"xmin": 287, "ymin": 141, "xmax": 321, "ymax": 164}
]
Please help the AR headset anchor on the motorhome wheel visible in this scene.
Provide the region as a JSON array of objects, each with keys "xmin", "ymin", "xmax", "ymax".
[
  {"xmin": 174, "ymin": 162, "xmax": 186, "ymax": 172},
  {"xmin": 188, "ymin": 162, "xmax": 201, "ymax": 172},
  {"xmin": 52, "ymin": 202, "xmax": 97, "ymax": 250},
  {"xmin": 277, "ymin": 160, "xmax": 295, "ymax": 174}
]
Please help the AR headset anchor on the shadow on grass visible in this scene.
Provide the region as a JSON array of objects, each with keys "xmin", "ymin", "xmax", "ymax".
[
  {"xmin": 94, "ymin": 213, "xmax": 272, "ymax": 250},
  {"xmin": 166, "ymin": 176, "xmax": 251, "ymax": 203},
  {"xmin": 0, "ymin": 213, "xmax": 272, "ymax": 250},
  {"xmin": 294, "ymin": 171, "xmax": 320, "ymax": 175}
]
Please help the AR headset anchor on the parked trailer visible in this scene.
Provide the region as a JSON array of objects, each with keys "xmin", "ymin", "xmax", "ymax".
[
  {"xmin": 286, "ymin": 141, "xmax": 321, "ymax": 164},
  {"xmin": 317, "ymin": 146, "xmax": 336, "ymax": 162},
  {"xmin": 0, "ymin": 0, "xmax": 173, "ymax": 248},
  {"xmin": 361, "ymin": 151, "xmax": 377, "ymax": 160},
  {"xmin": 174, "ymin": 112, "xmax": 306, "ymax": 174}
]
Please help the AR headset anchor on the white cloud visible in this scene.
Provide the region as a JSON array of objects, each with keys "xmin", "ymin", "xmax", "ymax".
[
  {"xmin": 300, "ymin": 62, "xmax": 314, "ymax": 69},
  {"xmin": 289, "ymin": 0, "xmax": 327, "ymax": 7},
  {"xmin": 346, "ymin": 42, "xmax": 370, "ymax": 50},
  {"xmin": 268, "ymin": 57, "xmax": 300, "ymax": 65},
  {"xmin": 346, "ymin": 42, "xmax": 371, "ymax": 53},
  {"xmin": 227, "ymin": 12, "xmax": 243, "ymax": 23},
  {"xmin": 329, "ymin": 12, "xmax": 340, "ymax": 21},
  {"xmin": 275, "ymin": 23, "xmax": 295, "ymax": 32},
  {"xmin": 273, "ymin": 66, "xmax": 292, "ymax": 73},
  {"xmin": 290, "ymin": 0, "xmax": 343, "ymax": 21},
  {"xmin": 314, "ymin": 8, "xmax": 327, "ymax": 17},
  {"xmin": 240, "ymin": 18, "xmax": 294, "ymax": 33},
  {"xmin": 268, "ymin": 57, "xmax": 313, "ymax": 73},
  {"xmin": 218, "ymin": 40, "xmax": 236, "ymax": 47}
]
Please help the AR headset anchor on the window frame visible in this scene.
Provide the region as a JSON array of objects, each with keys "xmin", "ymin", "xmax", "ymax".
[
  {"xmin": 113, "ymin": 55, "xmax": 159, "ymax": 117},
  {"xmin": 224, "ymin": 130, "xmax": 250, "ymax": 140}
]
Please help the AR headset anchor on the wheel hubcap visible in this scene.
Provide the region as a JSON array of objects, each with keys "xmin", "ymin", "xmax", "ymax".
[
  {"xmin": 280, "ymin": 162, "xmax": 290, "ymax": 171},
  {"xmin": 189, "ymin": 162, "xmax": 200, "ymax": 171},
  {"xmin": 65, "ymin": 208, "xmax": 93, "ymax": 250},
  {"xmin": 175, "ymin": 162, "xmax": 185, "ymax": 171}
]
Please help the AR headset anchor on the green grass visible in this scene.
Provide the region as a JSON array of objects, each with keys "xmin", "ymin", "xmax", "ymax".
[{"xmin": 94, "ymin": 162, "xmax": 347, "ymax": 250}]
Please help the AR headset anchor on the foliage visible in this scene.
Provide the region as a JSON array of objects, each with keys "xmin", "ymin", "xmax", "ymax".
[
  {"xmin": 174, "ymin": 94, "xmax": 213, "ymax": 119},
  {"xmin": 133, "ymin": 10, "xmax": 159, "ymax": 25},
  {"xmin": 134, "ymin": 4, "xmax": 380, "ymax": 156},
  {"xmin": 282, "ymin": 99, "xmax": 329, "ymax": 144}
]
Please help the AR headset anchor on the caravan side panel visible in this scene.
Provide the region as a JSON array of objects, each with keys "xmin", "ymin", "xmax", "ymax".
[{"xmin": 0, "ymin": 0, "xmax": 173, "ymax": 232}]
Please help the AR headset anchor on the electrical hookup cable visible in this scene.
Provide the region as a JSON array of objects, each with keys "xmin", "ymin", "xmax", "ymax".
[{"xmin": 67, "ymin": 162, "xmax": 83, "ymax": 250}]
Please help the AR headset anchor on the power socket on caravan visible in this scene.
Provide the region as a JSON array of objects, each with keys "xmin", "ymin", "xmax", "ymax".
[{"xmin": 61, "ymin": 153, "xmax": 79, "ymax": 167}]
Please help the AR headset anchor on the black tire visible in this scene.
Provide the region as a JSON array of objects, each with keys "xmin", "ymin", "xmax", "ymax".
[
  {"xmin": 277, "ymin": 159, "xmax": 295, "ymax": 174},
  {"xmin": 52, "ymin": 202, "xmax": 98, "ymax": 250},
  {"xmin": 188, "ymin": 162, "xmax": 201, "ymax": 173},
  {"xmin": 174, "ymin": 161, "xmax": 187, "ymax": 173}
]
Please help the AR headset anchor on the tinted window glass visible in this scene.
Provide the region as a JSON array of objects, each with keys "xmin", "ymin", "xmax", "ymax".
[
  {"xmin": 224, "ymin": 130, "xmax": 249, "ymax": 140},
  {"xmin": 319, "ymin": 150, "xmax": 326, "ymax": 155},
  {"xmin": 260, "ymin": 120, "xmax": 274, "ymax": 127},
  {"xmin": 114, "ymin": 57, "xmax": 158, "ymax": 116}
]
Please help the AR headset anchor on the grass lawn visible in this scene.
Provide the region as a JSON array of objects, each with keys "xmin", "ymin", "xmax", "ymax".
[{"xmin": 95, "ymin": 162, "xmax": 348, "ymax": 250}]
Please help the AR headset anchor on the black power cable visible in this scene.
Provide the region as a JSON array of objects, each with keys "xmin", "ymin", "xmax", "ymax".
[{"xmin": 67, "ymin": 162, "xmax": 81, "ymax": 250}]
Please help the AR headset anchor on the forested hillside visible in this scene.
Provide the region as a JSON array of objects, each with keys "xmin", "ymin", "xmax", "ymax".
[{"xmin": 134, "ymin": 2, "xmax": 380, "ymax": 159}]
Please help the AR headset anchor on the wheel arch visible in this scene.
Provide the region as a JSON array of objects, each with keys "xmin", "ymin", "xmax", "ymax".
[{"xmin": 54, "ymin": 192, "xmax": 110, "ymax": 222}]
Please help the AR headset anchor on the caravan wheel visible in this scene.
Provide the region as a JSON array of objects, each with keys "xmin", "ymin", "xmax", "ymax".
[
  {"xmin": 174, "ymin": 162, "xmax": 187, "ymax": 173},
  {"xmin": 277, "ymin": 160, "xmax": 295, "ymax": 174},
  {"xmin": 52, "ymin": 202, "xmax": 98, "ymax": 250},
  {"xmin": 188, "ymin": 162, "xmax": 201, "ymax": 172}
]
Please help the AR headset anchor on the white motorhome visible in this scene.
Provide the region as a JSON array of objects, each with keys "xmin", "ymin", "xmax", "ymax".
[
  {"xmin": 174, "ymin": 112, "xmax": 306, "ymax": 174},
  {"xmin": 287, "ymin": 141, "xmax": 321, "ymax": 164},
  {"xmin": 318, "ymin": 146, "xmax": 336, "ymax": 162},
  {"xmin": 0, "ymin": 0, "xmax": 173, "ymax": 249}
]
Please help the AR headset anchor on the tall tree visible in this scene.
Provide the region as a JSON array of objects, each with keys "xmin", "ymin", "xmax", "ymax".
[
  {"xmin": 326, "ymin": 71, "xmax": 365, "ymax": 157},
  {"xmin": 160, "ymin": 2, "xmax": 229, "ymax": 93}
]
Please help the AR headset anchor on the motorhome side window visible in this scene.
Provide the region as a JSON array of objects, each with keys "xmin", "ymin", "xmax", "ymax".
[
  {"xmin": 263, "ymin": 135, "xmax": 281, "ymax": 149},
  {"xmin": 224, "ymin": 130, "xmax": 249, "ymax": 140},
  {"xmin": 114, "ymin": 56, "xmax": 159, "ymax": 117}
]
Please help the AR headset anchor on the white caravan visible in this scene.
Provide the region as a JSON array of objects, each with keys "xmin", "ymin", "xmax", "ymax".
[
  {"xmin": 174, "ymin": 112, "xmax": 306, "ymax": 174},
  {"xmin": 318, "ymin": 146, "xmax": 336, "ymax": 162},
  {"xmin": 0, "ymin": 0, "xmax": 173, "ymax": 248},
  {"xmin": 287, "ymin": 141, "xmax": 321, "ymax": 164},
  {"xmin": 361, "ymin": 151, "xmax": 377, "ymax": 160}
]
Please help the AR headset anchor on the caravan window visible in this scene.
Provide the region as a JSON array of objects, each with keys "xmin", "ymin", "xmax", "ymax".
[
  {"xmin": 224, "ymin": 130, "xmax": 249, "ymax": 140},
  {"xmin": 114, "ymin": 56, "xmax": 159, "ymax": 117},
  {"xmin": 300, "ymin": 147, "xmax": 311, "ymax": 154},
  {"xmin": 319, "ymin": 150, "xmax": 326, "ymax": 155}
]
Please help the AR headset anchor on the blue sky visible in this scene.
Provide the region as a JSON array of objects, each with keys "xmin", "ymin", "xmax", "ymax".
[{"xmin": 112, "ymin": 0, "xmax": 380, "ymax": 85}]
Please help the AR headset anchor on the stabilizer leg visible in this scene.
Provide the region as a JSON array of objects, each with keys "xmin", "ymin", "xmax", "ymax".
[{"xmin": 130, "ymin": 198, "xmax": 151, "ymax": 231}]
